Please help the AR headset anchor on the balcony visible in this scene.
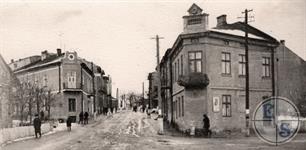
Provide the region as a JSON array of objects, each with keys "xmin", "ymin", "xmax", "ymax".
[
  {"xmin": 177, "ymin": 73, "xmax": 209, "ymax": 89},
  {"xmin": 62, "ymin": 82, "xmax": 82, "ymax": 92}
]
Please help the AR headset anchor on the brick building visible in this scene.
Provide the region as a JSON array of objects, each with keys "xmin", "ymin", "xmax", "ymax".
[
  {"xmin": 157, "ymin": 4, "xmax": 306, "ymax": 133},
  {"xmin": 9, "ymin": 49, "xmax": 110, "ymax": 122}
]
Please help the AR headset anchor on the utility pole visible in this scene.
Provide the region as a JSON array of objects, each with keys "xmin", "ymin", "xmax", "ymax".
[
  {"xmin": 242, "ymin": 9, "xmax": 253, "ymax": 137},
  {"xmin": 142, "ymin": 82, "xmax": 145, "ymax": 106},
  {"xmin": 151, "ymin": 34, "xmax": 164, "ymax": 134}
]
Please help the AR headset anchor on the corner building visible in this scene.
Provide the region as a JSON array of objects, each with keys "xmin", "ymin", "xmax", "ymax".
[
  {"xmin": 160, "ymin": 4, "xmax": 306, "ymax": 133},
  {"xmin": 10, "ymin": 49, "xmax": 109, "ymax": 122}
]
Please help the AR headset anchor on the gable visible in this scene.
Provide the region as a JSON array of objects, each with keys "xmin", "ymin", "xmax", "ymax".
[{"xmin": 187, "ymin": 3, "xmax": 203, "ymax": 15}]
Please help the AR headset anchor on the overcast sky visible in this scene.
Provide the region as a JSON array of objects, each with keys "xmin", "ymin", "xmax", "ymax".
[{"xmin": 0, "ymin": 0, "xmax": 305, "ymax": 95}]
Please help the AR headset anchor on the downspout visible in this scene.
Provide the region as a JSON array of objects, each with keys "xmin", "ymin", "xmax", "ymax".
[
  {"xmin": 81, "ymin": 67, "xmax": 83, "ymax": 112},
  {"xmin": 170, "ymin": 57, "xmax": 174, "ymax": 125},
  {"xmin": 271, "ymin": 47, "xmax": 275, "ymax": 97},
  {"xmin": 58, "ymin": 63, "xmax": 61, "ymax": 93},
  {"xmin": 91, "ymin": 62, "xmax": 96, "ymax": 113}
]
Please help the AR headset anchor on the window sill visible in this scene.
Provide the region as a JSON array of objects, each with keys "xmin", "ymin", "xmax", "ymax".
[
  {"xmin": 238, "ymin": 75, "xmax": 246, "ymax": 78},
  {"xmin": 221, "ymin": 74, "xmax": 232, "ymax": 77},
  {"xmin": 262, "ymin": 76, "xmax": 271, "ymax": 79},
  {"xmin": 222, "ymin": 116, "xmax": 232, "ymax": 117}
]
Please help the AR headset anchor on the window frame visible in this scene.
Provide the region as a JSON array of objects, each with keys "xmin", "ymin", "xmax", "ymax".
[
  {"xmin": 181, "ymin": 96, "xmax": 184, "ymax": 117},
  {"xmin": 181, "ymin": 55, "xmax": 184, "ymax": 76},
  {"xmin": 68, "ymin": 98, "xmax": 76, "ymax": 112},
  {"xmin": 238, "ymin": 54, "xmax": 246, "ymax": 76},
  {"xmin": 188, "ymin": 51, "xmax": 203, "ymax": 73},
  {"xmin": 262, "ymin": 57, "xmax": 271, "ymax": 77},
  {"xmin": 222, "ymin": 95, "xmax": 231, "ymax": 117},
  {"xmin": 221, "ymin": 52, "xmax": 231, "ymax": 75}
]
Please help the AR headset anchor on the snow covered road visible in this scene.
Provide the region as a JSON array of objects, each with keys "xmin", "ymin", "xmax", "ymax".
[{"xmin": 2, "ymin": 110, "xmax": 306, "ymax": 150}]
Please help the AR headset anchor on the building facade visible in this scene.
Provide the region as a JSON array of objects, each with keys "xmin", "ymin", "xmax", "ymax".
[
  {"xmin": 0, "ymin": 54, "xmax": 18, "ymax": 128},
  {"xmin": 157, "ymin": 4, "xmax": 306, "ymax": 133},
  {"xmin": 148, "ymin": 72, "xmax": 159, "ymax": 109},
  {"xmin": 10, "ymin": 49, "xmax": 110, "ymax": 122}
]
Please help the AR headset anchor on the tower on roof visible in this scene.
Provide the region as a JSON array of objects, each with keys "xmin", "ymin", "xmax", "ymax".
[{"xmin": 183, "ymin": 3, "xmax": 209, "ymax": 34}]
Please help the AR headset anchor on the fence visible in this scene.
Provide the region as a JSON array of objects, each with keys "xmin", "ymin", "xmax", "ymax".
[{"xmin": 0, "ymin": 123, "xmax": 52, "ymax": 146}]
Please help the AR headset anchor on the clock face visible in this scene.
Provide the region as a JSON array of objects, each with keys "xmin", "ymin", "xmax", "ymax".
[
  {"xmin": 68, "ymin": 54, "xmax": 75, "ymax": 60},
  {"xmin": 191, "ymin": 8, "xmax": 198, "ymax": 14}
]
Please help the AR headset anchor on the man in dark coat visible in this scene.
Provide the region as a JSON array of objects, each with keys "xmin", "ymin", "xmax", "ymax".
[
  {"xmin": 33, "ymin": 114, "xmax": 42, "ymax": 138},
  {"xmin": 84, "ymin": 112, "xmax": 89, "ymax": 125},
  {"xmin": 203, "ymin": 114, "xmax": 211, "ymax": 137},
  {"xmin": 79, "ymin": 111, "xmax": 84, "ymax": 124},
  {"xmin": 66, "ymin": 116, "xmax": 72, "ymax": 131}
]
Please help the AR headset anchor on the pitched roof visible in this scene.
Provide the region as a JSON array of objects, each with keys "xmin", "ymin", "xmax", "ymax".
[
  {"xmin": 212, "ymin": 21, "xmax": 278, "ymax": 43},
  {"xmin": 0, "ymin": 54, "xmax": 19, "ymax": 86},
  {"xmin": 14, "ymin": 53, "xmax": 64, "ymax": 73}
]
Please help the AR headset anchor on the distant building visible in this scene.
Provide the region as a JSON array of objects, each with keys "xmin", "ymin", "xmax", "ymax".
[
  {"xmin": 10, "ymin": 49, "xmax": 110, "ymax": 122},
  {"xmin": 157, "ymin": 3, "xmax": 306, "ymax": 133},
  {"xmin": 0, "ymin": 54, "xmax": 18, "ymax": 128},
  {"xmin": 148, "ymin": 72, "xmax": 159, "ymax": 109}
]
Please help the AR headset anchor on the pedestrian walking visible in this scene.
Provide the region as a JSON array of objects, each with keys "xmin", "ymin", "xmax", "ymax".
[
  {"xmin": 203, "ymin": 114, "xmax": 212, "ymax": 137},
  {"xmin": 79, "ymin": 111, "xmax": 84, "ymax": 124},
  {"xmin": 66, "ymin": 116, "xmax": 72, "ymax": 132},
  {"xmin": 84, "ymin": 112, "xmax": 89, "ymax": 125},
  {"xmin": 33, "ymin": 114, "xmax": 42, "ymax": 138}
]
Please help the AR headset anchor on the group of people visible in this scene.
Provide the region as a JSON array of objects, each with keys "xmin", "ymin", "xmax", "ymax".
[{"xmin": 78, "ymin": 111, "xmax": 89, "ymax": 125}]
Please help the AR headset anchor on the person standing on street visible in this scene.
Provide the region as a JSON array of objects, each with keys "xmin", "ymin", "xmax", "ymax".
[
  {"xmin": 203, "ymin": 114, "xmax": 212, "ymax": 137},
  {"xmin": 79, "ymin": 111, "xmax": 84, "ymax": 124},
  {"xmin": 84, "ymin": 112, "xmax": 89, "ymax": 125},
  {"xmin": 33, "ymin": 114, "xmax": 42, "ymax": 138},
  {"xmin": 66, "ymin": 116, "xmax": 72, "ymax": 132}
]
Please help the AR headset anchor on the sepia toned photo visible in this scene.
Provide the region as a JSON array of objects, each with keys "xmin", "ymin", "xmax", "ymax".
[{"xmin": 0, "ymin": 0, "xmax": 305, "ymax": 149}]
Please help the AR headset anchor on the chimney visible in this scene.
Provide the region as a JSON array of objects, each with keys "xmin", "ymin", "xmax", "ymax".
[
  {"xmin": 217, "ymin": 14, "xmax": 227, "ymax": 27},
  {"xmin": 280, "ymin": 40, "xmax": 285, "ymax": 45},
  {"xmin": 41, "ymin": 50, "xmax": 48, "ymax": 61},
  {"xmin": 57, "ymin": 48, "xmax": 62, "ymax": 56},
  {"xmin": 11, "ymin": 59, "xmax": 14, "ymax": 63}
]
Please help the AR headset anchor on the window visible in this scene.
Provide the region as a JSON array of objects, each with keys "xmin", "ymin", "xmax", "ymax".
[
  {"xmin": 262, "ymin": 57, "xmax": 270, "ymax": 77},
  {"xmin": 174, "ymin": 62, "xmax": 177, "ymax": 81},
  {"xmin": 172, "ymin": 65, "xmax": 175, "ymax": 81},
  {"xmin": 178, "ymin": 59, "xmax": 180, "ymax": 77},
  {"xmin": 188, "ymin": 51, "xmax": 202, "ymax": 73},
  {"xmin": 222, "ymin": 95, "xmax": 231, "ymax": 117},
  {"xmin": 43, "ymin": 74, "xmax": 48, "ymax": 87},
  {"xmin": 181, "ymin": 96, "xmax": 184, "ymax": 116},
  {"xmin": 224, "ymin": 40, "xmax": 229, "ymax": 45},
  {"xmin": 175, "ymin": 101, "xmax": 177, "ymax": 119},
  {"xmin": 67, "ymin": 72, "xmax": 76, "ymax": 88},
  {"xmin": 187, "ymin": 18, "xmax": 202, "ymax": 25},
  {"xmin": 238, "ymin": 54, "xmax": 246, "ymax": 76},
  {"xmin": 68, "ymin": 98, "xmax": 76, "ymax": 112},
  {"xmin": 178, "ymin": 97, "xmax": 181, "ymax": 117},
  {"xmin": 180, "ymin": 55, "xmax": 184, "ymax": 76},
  {"xmin": 221, "ymin": 52, "xmax": 231, "ymax": 75}
]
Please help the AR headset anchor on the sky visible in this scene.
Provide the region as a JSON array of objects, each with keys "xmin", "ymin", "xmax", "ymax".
[{"xmin": 0, "ymin": 0, "xmax": 305, "ymax": 96}]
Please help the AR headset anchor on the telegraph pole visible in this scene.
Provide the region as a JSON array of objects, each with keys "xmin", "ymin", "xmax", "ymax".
[
  {"xmin": 151, "ymin": 34, "xmax": 164, "ymax": 134},
  {"xmin": 242, "ymin": 9, "xmax": 253, "ymax": 137}
]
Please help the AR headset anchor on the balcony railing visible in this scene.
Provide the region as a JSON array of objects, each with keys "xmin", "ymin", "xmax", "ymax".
[{"xmin": 177, "ymin": 73, "xmax": 209, "ymax": 88}]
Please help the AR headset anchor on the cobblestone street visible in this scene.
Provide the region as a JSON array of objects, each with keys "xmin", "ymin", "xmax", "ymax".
[{"xmin": 2, "ymin": 111, "xmax": 306, "ymax": 150}]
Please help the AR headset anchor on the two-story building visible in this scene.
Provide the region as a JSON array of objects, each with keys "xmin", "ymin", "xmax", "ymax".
[
  {"xmin": 158, "ymin": 4, "xmax": 306, "ymax": 133},
  {"xmin": 0, "ymin": 54, "xmax": 18, "ymax": 128},
  {"xmin": 10, "ymin": 49, "xmax": 110, "ymax": 122}
]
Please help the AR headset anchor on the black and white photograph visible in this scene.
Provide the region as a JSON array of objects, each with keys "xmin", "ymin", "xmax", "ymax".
[{"xmin": 0, "ymin": 0, "xmax": 305, "ymax": 149}]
